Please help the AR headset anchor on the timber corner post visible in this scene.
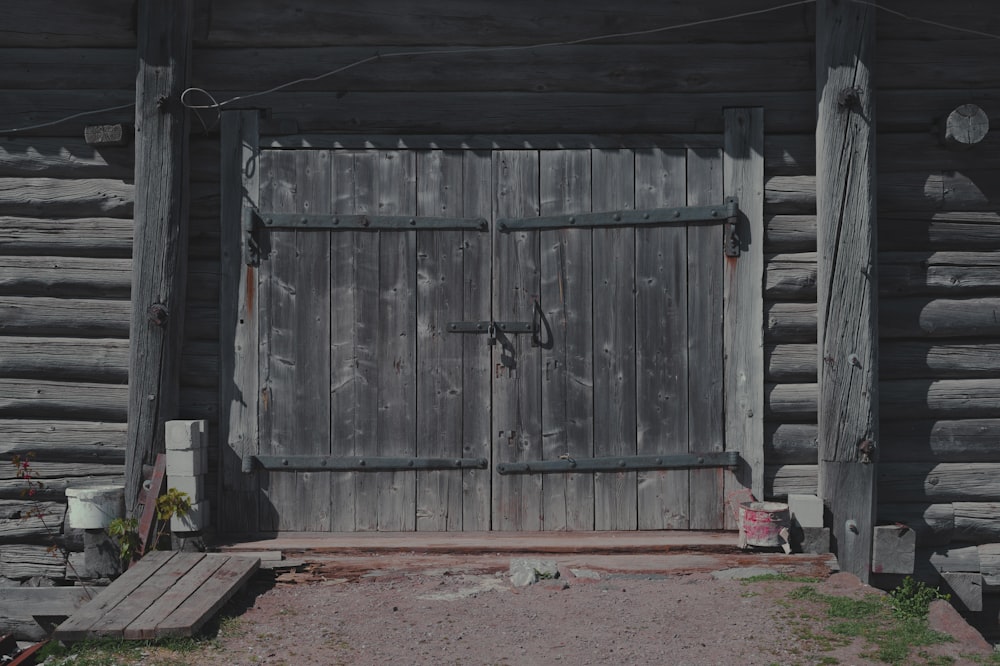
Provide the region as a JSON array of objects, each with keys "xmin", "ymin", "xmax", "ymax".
[
  {"xmin": 126, "ymin": 0, "xmax": 194, "ymax": 515},
  {"xmin": 816, "ymin": 0, "xmax": 878, "ymax": 581}
]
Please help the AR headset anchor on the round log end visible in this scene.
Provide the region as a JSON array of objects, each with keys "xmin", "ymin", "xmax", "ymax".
[{"xmin": 943, "ymin": 104, "xmax": 989, "ymax": 150}]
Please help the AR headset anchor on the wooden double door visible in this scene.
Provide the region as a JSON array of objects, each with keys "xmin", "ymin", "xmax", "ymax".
[{"xmin": 250, "ymin": 146, "xmax": 729, "ymax": 532}]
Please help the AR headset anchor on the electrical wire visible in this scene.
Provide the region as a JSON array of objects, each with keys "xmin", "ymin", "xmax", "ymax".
[
  {"xmin": 850, "ymin": 0, "xmax": 1000, "ymax": 41},
  {"xmin": 0, "ymin": 102, "xmax": 136, "ymax": 135}
]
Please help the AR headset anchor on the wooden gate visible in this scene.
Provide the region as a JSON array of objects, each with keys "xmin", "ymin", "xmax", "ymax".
[{"xmin": 219, "ymin": 121, "xmax": 764, "ymax": 534}]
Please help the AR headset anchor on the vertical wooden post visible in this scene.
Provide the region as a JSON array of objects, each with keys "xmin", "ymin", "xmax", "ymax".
[
  {"xmin": 126, "ymin": 0, "xmax": 193, "ymax": 514},
  {"xmin": 817, "ymin": 0, "xmax": 878, "ymax": 581},
  {"xmin": 723, "ymin": 108, "xmax": 765, "ymax": 522},
  {"xmin": 219, "ymin": 111, "xmax": 261, "ymax": 534}
]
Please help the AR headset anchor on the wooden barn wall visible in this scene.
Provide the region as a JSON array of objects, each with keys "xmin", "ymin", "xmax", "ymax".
[{"xmin": 1, "ymin": 0, "xmax": 999, "ymax": 585}]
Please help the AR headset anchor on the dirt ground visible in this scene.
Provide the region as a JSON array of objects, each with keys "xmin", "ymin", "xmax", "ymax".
[{"xmin": 155, "ymin": 552, "xmax": 990, "ymax": 666}]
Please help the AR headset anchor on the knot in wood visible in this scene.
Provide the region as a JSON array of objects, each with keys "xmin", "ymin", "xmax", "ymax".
[
  {"xmin": 837, "ymin": 87, "xmax": 862, "ymax": 110},
  {"xmin": 857, "ymin": 438, "xmax": 875, "ymax": 463},
  {"xmin": 147, "ymin": 302, "xmax": 169, "ymax": 327}
]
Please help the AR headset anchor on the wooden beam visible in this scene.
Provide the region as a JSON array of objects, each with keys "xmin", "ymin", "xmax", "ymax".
[
  {"xmin": 816, "ymin": 0, "xmax": 877, "ymax": 582},
  {"xmin": 723, "ymin": 108, "xmax": 765, "ymax": 520},
  {"xmin": 126, "ymin": 0, "xmax": 194, "ymax": 515}
]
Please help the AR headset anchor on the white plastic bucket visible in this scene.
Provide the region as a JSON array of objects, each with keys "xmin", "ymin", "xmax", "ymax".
[
  {"xmin": 65, "ymin": 485, "xmax": 125, "ymax": 529},
  {"xmin": 738, "ymin": 501, "xmax": 791, "ymax": 548}
]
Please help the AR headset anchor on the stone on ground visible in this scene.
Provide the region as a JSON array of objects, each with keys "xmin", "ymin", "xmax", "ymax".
[{"xmin": 509, "ymin": 559, "xmax": 559, "ymax": 587}]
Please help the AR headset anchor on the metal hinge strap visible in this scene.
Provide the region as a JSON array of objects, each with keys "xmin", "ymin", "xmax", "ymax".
[
  {"xmin": 255, "ymin": 211, "xmax": 488, "ymax": 231},
  {"xmin": 498, "ymin": 199, "xmax": 739, "ymax": 233},
  {"xmin": 496, "ymin": 451, "xmax": 737, "ymax": 475}
]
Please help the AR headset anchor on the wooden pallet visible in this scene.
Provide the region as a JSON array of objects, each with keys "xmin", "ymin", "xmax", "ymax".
[{"xmin": 53, "ymin": 551, "xmax": 259, "ymax": 641}]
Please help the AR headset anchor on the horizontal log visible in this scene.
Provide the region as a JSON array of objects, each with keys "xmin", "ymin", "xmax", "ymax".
[
  {"xmin": 0, "ymin": 544, "xmax": 65, "ymax": 580},
  {"xmin": 0, "ymin": 337, "xmax": 128, "ymax": 382},
  {"xmin": 0, "ymin": 475, "xmax": 125, "ymax": 502},
  {"xmin": 190, "ymin": 43, "xmax": 813, "ymax": 94},
  {"xmin": 764, "ymin": 302, "xmax": 816, "ymax": 343},
  {"xmin": 0, "ymin": 500, "xmax": 66, "ymax": 543},
  {"xmin": 880, "ymin": 463, "xmax": 1000, "ymax": 502},
  {"xmin": 0, "ymin": 586, "xmax": 92, "ymax": 616},
  {"xmin": 879, "ymin": 214, "xmax": 1000, "ymax": 252},
  {"xmin": 763, "ymin": 135, "xmax": 812, "ymax": 176},
  {"xmin": 764, "ymin": 423, "xmax": 817, "ymax": 465},
  {"xmin": 764, "ymin": 215, "xmax": 815, "ymax": 252},
  {"xmin": 0, "ymin": 419, "xmax": 126, "ymax": 454},
  {"xmin": 880, "ymin": 251, "xmax": 1000, "ymax": 296},
  {"xmin": 201, "ymin": 1, "xmax": 817, "ymax": 47},
  {"xmin": 0, "ymin": 0, "xmax": 137, "ymax": 46},
  {"xmin": 879, "ymin": 503, "xmax": 955, "ymax": 547},
  {"xmin": 882, "ymin": 378, "xmax": 1000, "ymax": 419},
  {"xmin": 765, "ymin": 252, "xmax": 816, "ymax": 300},
  {"xmin": 0, "ymin": 48, "xmax": 134, "ymax": 91},
  {"xmin": 0, "ymin": 297, "xmax": 130, "ymax": 337},
  {"xmin": 955, "ymin": 503, "xmax": 1000, "ymax": 545},
  {"xmin": 918, "ymin": 545, "xmax": 980, "ymax": 574},
  {"xmin": 0, "ymin": 178, "xmax": 132, "ymax": 217},
  {"xmin": 764, "ymin": 464, "xmax": 816, "ymax": 499},
  {"xmin": 0, "ymin": 217, "xmax": 133, "ymax": 257},
  {"xmin": 765, "ymin": 383, "xmax": 816, "ymax": 421},
  {"xmin": 0, "ymin": 138, "xmax": 133, "ymax": 179},
  {"xmin": 765, "ymin": 343, "xmax": 816, "ymax": 382},
  {"xmin": 881, "ymin": 419, "xmax": 1000, "ymax": 463},
  {"xmin": 0, "ymin": 257, "xmax": 131, "ymax": 298},
  {"xmin": 0, "ymin": 379, "xmax": 127, "ymax": 420},
  {"xmin": 880, "ymin": 297, "xmax": 1000, "ymax": 339},
  {"xmin": 765, "ymin": 175, "xmax": 815, "ymax": 214}
]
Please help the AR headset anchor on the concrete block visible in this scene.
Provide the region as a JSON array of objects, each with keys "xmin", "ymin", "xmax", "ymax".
[
  {"xmin": 872, "ymin": 524, "xmax": 916, "ymax": 575},
  {"xmin": 166, "ymin": 447, "xmax": 206, "ymax": 477},
  {"xmin": 171, "ymin": 500, "xmax": 210, "ymax": 532},
  {"xmin": 788, "ymin": 494, "xmax": 824, "ymax": 528},
  {"xmin": 166, "ymin": 474, "xmax": 204, "ymax": 503},
  {"xmin": 789, "ymin": 525, "xmax": 831, "ymax": 553},
  {"xmin": 165, "ymin": 419, "xmax": 207, "ymax": 451}
]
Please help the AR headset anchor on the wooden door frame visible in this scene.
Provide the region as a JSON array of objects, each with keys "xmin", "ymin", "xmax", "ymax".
[{"xmin": 217, "ymin": 112, "xmax": 764, "ymax": 534}]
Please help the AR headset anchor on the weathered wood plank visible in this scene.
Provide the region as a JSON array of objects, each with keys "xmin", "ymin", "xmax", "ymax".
[
  {"xmin": 0, "ymin": 217, "xmax": 133, "ymax": 257},
  {"xmin": 0, "ymin": 337, "xmax": 127, "ymax": 382},
  {"xmin": 123, "ymin": 555, "xmax": 227, "ymax": 639},
  {"xmin": 0, "ymin": 475, "xmax": 124, "ymax": 502},
  {"xmin": 415, "ymin": 150, "xmax": 465, "ymax": 531},
  {"xmin": 540, "ymin": 149, "xmax": 593, "ymax": 531},
  {"xmin": 0, "ymin": 179, "xmax": 133, "ymax": 218},
  {"xmin": 202, "ymin": 1, "xmax": 817, "ymax": 46},
  {"xmin": 375, "ymin": 150, "xmax": 417, "ymax": 532},
  {"xmin": 328, "ymin": 151, "xmax": 358, "ymax": 532},
  {"xmin": 152, "ymin": 555, "xmax": 258, "ymax": 637},
  {"xmin": 723, "ymin": 108, "xmax": 765, "ymax": 514},
  {"xmin": 0, "ymin": 500, "xmax": 66, "ymax": 542},
  {"xmin": 591, "ymin": 149, "xmax": 637, "ymax": 531},
  {"xmin": 0, "ymin": 0, "xmax": 137, "ymax": 47},
  {"xmin": 880, "ymin": 464, "xmax": 1000, "ymax": 503},
  {"xmin": 0, "ymin": 257, "xmax": 131, "ymax": 298},
  {"xmin": 492, "ymin": 150, "xmax": 542, "ymax": 531},
  {"xmin": 53, "ymin": 550, "xmax": 175, "ymax": 641},
  {"xmin": 635, "ymin": 148, "xmax": 688, "ymax": 530},
  {"xmin": 0, "ymin": 139, "xmax": 132, "ymax": 179},
  {"xmin": 0, "ymin": 379, "xmax": 127, "ymax": 420},
  {"xmin": 127, "ymin": 0, "xmax": 193, "ymax": 515},
  {"xmin": 687, "ymin": 147, "xmax": 725, "ymax": 530},
  {"xmin": 461, "ymin": 150, "xmax": 493, "ymax": 532},
  {"xmin": 352, "ymin": 152, "xmax": 380, "ymax": 532},
  {"xmin": 0, "ymin": 544, "xmax": 66, "ymax": 580},
  {"xmin": 0, "ymin": 48, "xmax": 135, "ymax": 91},
  {"xmin": 0, "ymin": 587, "xmax": 92, "ymax": 616},
  {"xmin": 192, "ymin": 43, "xmax": 812, "ymax": 94}
]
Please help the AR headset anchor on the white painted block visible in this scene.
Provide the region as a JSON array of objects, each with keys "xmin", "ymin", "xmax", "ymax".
[
  {"xmin": 165, "ymin": 419, "xmax": 207, "ymax": 451},
  {"xmin": 788, "ymin": 494, "xmax": 824, "ymax": 528},
  {"xmin": 171, "ymin": 500, "xmax": 210, "ymax": 532},
  {"xmin": 166, "ymin": 447, "xmax": 205, "ymax": 476},
  {"xmin": 167, "ymin": 474, "xmax": 204, "ymax": 503}
]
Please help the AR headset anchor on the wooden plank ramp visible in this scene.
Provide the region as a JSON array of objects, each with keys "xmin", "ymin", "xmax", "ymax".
[{"xmin": 52, "ymin": 551, "xmax": 259, "ymax": 641}]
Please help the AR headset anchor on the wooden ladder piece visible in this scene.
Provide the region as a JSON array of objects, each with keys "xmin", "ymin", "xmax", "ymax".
[{"xmin": 135, "ymin": 453, "xmax": 167, "ymax": 561}]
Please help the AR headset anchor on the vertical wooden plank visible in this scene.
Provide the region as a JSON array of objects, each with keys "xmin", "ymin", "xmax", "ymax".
[
  {"xmin": 635, "ymin": 149, "xmax": 689, "ymax": 530},
  {"xmin": 330, "ymin": 151, "xmax": 357, "ymax": 532},
  {"xmin": 462, "ymin": 151, "xmax": 493, "ymax": 531},
  {"xmin": 353, "ymin": 152, "xmax": 380, "ymax": 532},
  {"xmin": 376, "ymin": 150, "xmax": 417, "ymax": 531},
  {"xmin": 258, "ymin": 150, "xmax": 332, "ymax": 531},
  {"xmin": 127, "ymin": 0, "xmax": 192, "ymax": 513},
  {"xmin": 540, "ymin": 150, "xmax": 594, "ymax": 531},
  {"xmin": 416, "ymin": 150, "xmax": 464, "ymax": 531},
  {"xmin": 219, "ymin": 110, "xmax": 259, "ymax": 534},
  {"xmin": 592, "ymin": 149, "xmax": 637, "ymax": 531},
  {"xmin": 493, "ymin": 150, "xmax": 542, "ymax": 531},
  {"xmin": 817, "ymin": 0, "xmax": 877, "ymax": 581},
  {"xmin": 686, "ymin": 148, "xmax": 726, "ymax": 530},
  {"xmin": 723, "ymin": 108, "xmax": 765, "ymax": 529}
]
